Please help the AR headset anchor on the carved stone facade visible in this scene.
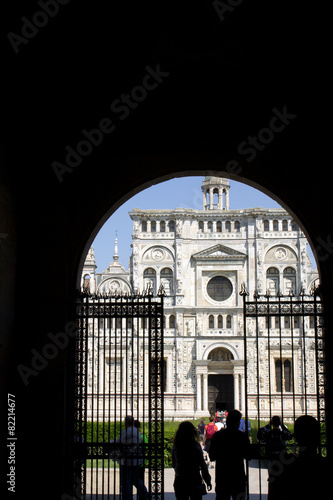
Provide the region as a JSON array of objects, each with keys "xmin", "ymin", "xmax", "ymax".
[{"xmin": 82, "ymin": 177, "xmax": 319, "ymax": 420}]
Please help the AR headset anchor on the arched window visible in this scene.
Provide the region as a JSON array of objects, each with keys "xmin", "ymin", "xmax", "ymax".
[
  {"xmin": 266, "ymin": 267, "xmax": 279, "ymax": 295},
  {"xmin": 142, "ymin": 221, "xmax": 147, "ymax": 232},
  {"xmin": 273, "ymin": 220, "xmax": 279, "ymax": 231},
  {"xmin": 160, "ymin": 221, "xmax": 166, "ymax": 232},
  {"xmin": 275, "ymin": 359, "xmax": 292, "ymax": 392},
  {"xmin": 213, "ymin": 188, "xmax": 219, "ymax": 207},
  {"xmin": 161, "ymin": 268, "xmax": 173, "ymax": 275},
  {"xmin": 226, "ymin": 315, "xmax": 232, "ymax": 328},
  {"xmin": 282, "ymin": 220, "xmax": 288, "ymax": 231},
  {"xmin": 209, "ymin": 315, "xmax": 214, "ymax": 328},
  {"xmin": 216, "ymin": 221, "xmax": 222, "ymax": 233},
  {"xmin": 208, "ymin": 221, "xmax": 213, "ymax": 232},
  {"xmin": 199, "ymin": 221, "xmax": 204, "ymax": 232},
  {"xmin": 161, "ymin": 268, "xmax": 173, "ymax": 294},
  {"xmin": 264, "ymin": 220, "xmax": 270, "ymax": 231},
  {"xmin": 284, "ymin": 360, "xmax": 292, "ymax": 392},
  {"xmin": 226, "ymin": 221, "xmax": 231, "ymax": 232},
  {"xmin": 151, "ymin": 221, "xmax": 156, "ymax": 232},
  {"xmin": 291, "ymin": 221, "xmax": 298, "ymax": 231},
  {"xmin": 275, "ymin": 359, "xmax": 282, "ymax": 392},
  {"xmin": 234, "ymin": 221, "xmax": 240, "ymax": 232},
  {"xmin": 208, "ymin": 347, "xmax": 234, "ymax": 361},
  {"xmin": 169, "ymin": 220, "xmax": 175, "ymax": 232},
  {"xmin": 283, "ymin": 267, "xmax": 296, "ymax": 294},
  {"xmin": 169, "ymin": 315, "xmax": 175, "ymax": 328},
  {"xmin": 83, "ymin": 274, "xmax": 91, "ymax": 293},
  {"xmin": 218, "ymin": 315, "xmax": 223, "ymax": 328},
  {"xmin": 143, "ymin": 267, "xmax": 156, "ymax": 293}
]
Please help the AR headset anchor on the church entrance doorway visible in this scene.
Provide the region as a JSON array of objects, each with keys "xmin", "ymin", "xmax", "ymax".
[{"xmin": 208, "ymin": 374, "xmax": 234, "ymax": 414}]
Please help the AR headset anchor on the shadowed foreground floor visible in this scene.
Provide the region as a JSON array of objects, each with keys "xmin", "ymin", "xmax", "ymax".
[{"xmin": 86, "ymin": 460, "xmax": 268, "ymax": 499}]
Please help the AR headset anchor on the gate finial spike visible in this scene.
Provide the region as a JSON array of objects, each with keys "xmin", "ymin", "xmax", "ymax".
[
  {"xmin": 240, "ymin": 282, "xmax": 249, "ymax": 296},
  {"xmin": 158, "ymin": 283, "xmax": 166, "ymax": 296}
]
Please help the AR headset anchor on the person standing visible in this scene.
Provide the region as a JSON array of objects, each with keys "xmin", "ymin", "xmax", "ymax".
[
  {"xmin": 274, "ymin": 415, "xmax": 329, "ymax": 499},
  {"xmin": 196, "ymin": 418, "xmax": 206, "ymax": 448},
  {"xmin": 134, "ymin": 420, "xmax": 148, "ymax": 500},
  {"xmin": 172, "ymin": 421, "xmax": 212, "ymax": 500},
  {"xmin": 203, "ymin": 416, "xmax": 218, "ymax": 467},
  {"xmin": 117, "ymin": 415, "xmax": 149, "ymax": 500},
  {"xmin": 209, "ymin": 409, "xmax": 251, "ymax": 500},
  {"xmin": 257, "ymin": 415, "xmax": 291, "ymax": 499},
  {"xmin": 215, "ymin": 417, "xmax": 224, "ymax": 431}
]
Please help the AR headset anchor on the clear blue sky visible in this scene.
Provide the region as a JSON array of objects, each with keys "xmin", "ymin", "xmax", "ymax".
[{"xmin": 91, "ymin": 176, "xmax": 315, "ymax": 272}]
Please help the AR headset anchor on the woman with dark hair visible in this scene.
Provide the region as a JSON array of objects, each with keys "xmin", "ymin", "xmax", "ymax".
[{"xmin": 172, "ymin": 421, "xmax": 212, "ymax": 500}]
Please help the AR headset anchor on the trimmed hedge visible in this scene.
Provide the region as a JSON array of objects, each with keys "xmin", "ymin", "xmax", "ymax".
[{"xmin": 82, "ymin": 419, "xmax": 296, "ymax": 467}]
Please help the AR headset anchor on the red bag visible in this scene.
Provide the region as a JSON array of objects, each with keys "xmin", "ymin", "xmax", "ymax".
[{"xmin": 205, "ymin": 423, "xmax": 217, "ymax": 439}]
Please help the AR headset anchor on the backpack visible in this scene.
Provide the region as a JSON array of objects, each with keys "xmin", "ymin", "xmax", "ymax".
[
  {"xmin": 266, "ymin": 428, "xmax": 286, "ymax": 458},
  {"xmin": 205, "ymin": 423, "xmax": 217, "ymax": 439}
]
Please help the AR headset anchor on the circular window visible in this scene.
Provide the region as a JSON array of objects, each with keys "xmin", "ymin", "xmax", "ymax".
[{"xmin": 207, "ymin": 276, "xmax": 233, "ymax": 302}]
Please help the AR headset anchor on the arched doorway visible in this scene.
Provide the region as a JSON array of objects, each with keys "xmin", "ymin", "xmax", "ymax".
[{"xmin": 208, "ymin": 347, "xmax": 235, "ymax": 414}]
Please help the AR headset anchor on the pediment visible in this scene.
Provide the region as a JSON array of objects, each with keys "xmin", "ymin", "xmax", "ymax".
[{"xmin": 192, "ymin": 244, "xmax": 247, "ymax": 261}]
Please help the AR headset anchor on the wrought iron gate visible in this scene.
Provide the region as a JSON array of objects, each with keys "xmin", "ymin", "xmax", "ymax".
[
  {"xmin": 71, "ymin": 289, "xmax": 164, "ymax": 499},
  {"xmin": 240, "ymin": 284, "xmax": 327, "ymax": 498}
]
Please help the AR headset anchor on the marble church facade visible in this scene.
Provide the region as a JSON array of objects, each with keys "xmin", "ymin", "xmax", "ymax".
[{"xmin": 82, "ymin": 177, "xmax": 319, "ymax": 420}]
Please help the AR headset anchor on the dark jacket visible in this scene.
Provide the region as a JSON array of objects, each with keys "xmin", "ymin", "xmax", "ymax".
[
  {"xmin": 172, "ymin": 440, "xmax": 211, "ymax": 486},
  {"xmin": 257, "ymin": 424, "xmax": 292, "ymax": 460},
  {"xmin": 209, "ymin": 428, "xmax": 250, "ymax": 491}
]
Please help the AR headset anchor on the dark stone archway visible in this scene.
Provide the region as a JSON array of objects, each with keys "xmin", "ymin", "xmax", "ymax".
[{"xmin": 1, "ymin": 2, "xmax": 330, "ymax": 498}]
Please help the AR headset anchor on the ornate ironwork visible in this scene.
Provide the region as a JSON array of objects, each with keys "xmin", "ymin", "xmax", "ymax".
[
  {"xmin": 71, "ymin": 290, "xmax": 164, "ymax": 499},
  {"xmin": 241, "ymin": 289, "xmax": 327, "ymax": 499}
]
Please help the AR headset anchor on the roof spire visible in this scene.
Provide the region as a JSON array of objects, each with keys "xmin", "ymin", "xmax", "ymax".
[{"xmin": 113, "ymin": 231, "xmax": 119, "ymax": 262}]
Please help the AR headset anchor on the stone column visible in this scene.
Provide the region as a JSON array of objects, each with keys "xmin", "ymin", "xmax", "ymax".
[
  {"xmin": 209, "ymin": 188, "xmax": 213, "ymax": 210},
  {"xmin": 218, "ymin": 187, "xmax": 223, "ymax": 209},
  {"xmin": 225, "ymin": 189, "xmax": 230, "ymax": 210},
  {"xmin": 241, "ymin": 374, "xmax": 246, "ymax": 413},
  {"xmin": 234, "ymin": 373, "xmax": 240, "ymax": 410},
  {"xmin": 203, "ymin": 373, "xmax": 208, "ymax": 412},
  {"xmin": 196, "ymin": 374, "xmax": 202, "ymax": 411}
]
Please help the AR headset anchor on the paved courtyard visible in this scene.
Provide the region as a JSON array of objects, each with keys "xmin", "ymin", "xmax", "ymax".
[{"xmin": 86, "ymin": 460, "xmax": 268, "ymax": 499}]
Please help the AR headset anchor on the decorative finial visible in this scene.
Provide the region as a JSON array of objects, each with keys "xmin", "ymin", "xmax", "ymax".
[{"xmin": 113, "ymin": 231, "xmax": 119, "ymax": 262}]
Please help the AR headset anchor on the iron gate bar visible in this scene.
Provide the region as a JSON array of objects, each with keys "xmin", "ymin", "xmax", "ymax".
[
  {"xmin": 240, "ymin": 284, "xmax": 327, "ymax": 500},
  {"xmin": 72, "ymin": 288, "xmax": 165, "ymax": 499}
]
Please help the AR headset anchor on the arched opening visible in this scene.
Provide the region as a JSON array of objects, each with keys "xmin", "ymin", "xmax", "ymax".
[
  {"xmin": 208, "ymin": 347, "xmax": 234, "ymax": 361},
  {"xmin": 72, "ymin": 172, "xmax": 325, "ymax": 498}
]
